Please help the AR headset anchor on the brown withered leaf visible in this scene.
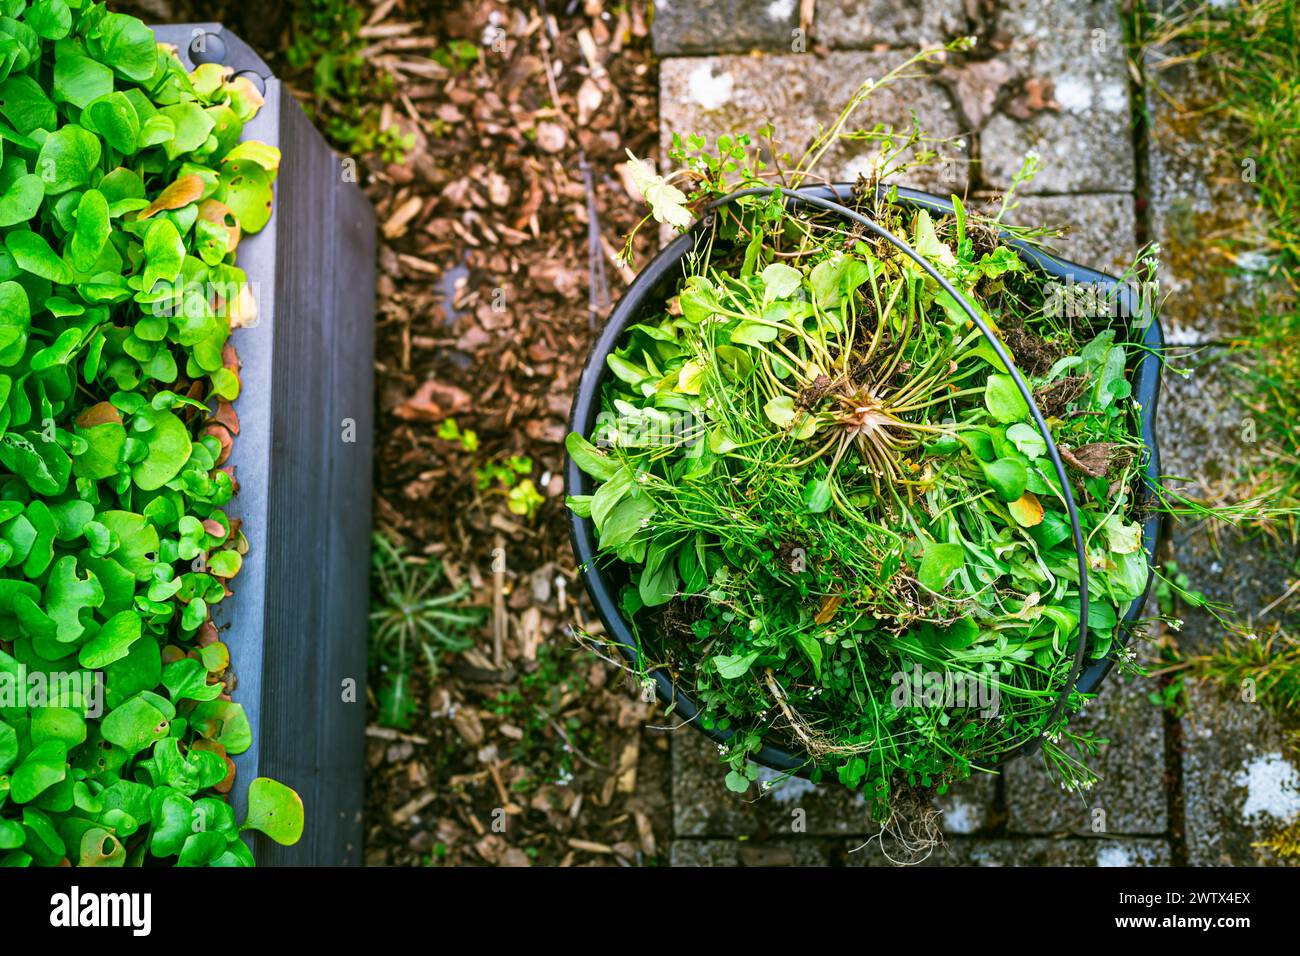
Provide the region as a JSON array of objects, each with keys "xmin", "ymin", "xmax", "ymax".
[
  {"xmin": 138, "ymin": 174, "xmax": 205, "ymax": 220},
  {"xmin": 814, "ymin": 594, "xmax": 843, "ymax": 625},
  {"xmin": 197, "ymin": 620, "xmax": 220, "ymax": 647},
  {"xmin": 222, "ymin": 342, "xmax": 242, "ymax": 374},
  {"xmin": 1005, "ymin": 76, "xmax": 1059, "ymax": 120},
  {"xmin": 394, "ymin": 380, "xmax": 471, "ymax": 421},
  {"xmin": 75, "ymin": 401, "xmax": 122, "ymax": 427},
  {"xmin": 1061, "ymin": 442, "xmax": 1118, "ymax": 478},
  {"xmin": 942, "ymin": 58, "xmax": 1014, "ymax": 130},
  {"xmin": 211, "ymin": 399, "xmax": 240, "ymax": 436}
]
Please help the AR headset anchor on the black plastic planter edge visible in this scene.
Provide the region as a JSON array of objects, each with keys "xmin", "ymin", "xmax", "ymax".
[{"xmin": 149, "ymin": 25, "xmax": 377, "ymax": 864}]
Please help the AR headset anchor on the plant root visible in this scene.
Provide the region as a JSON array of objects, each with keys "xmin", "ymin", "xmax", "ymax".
[{"xmin": 851, "ymin": 786, "xmax": 944, "ymax": 866}]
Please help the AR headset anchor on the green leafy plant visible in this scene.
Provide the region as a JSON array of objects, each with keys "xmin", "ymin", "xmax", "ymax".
[
  {"xmin": 0, "ymin": 3, "xmax": 300, "ymax": 866},
  {"xmin": 436, "ymin": 415, "xmax": 479, "ymax": 452},
  {"xmin": 568, "ymin": 44, "xmax": 1192, "ymax": 818},
  {"xmin": 285, "ymin": 0, "xmax": 402, "ymax": 160},
  {"xmin": 476, "ymin": 454, "xmax": 543, "ymax": 519},
  {"xmin": 369, "ymin": 532, "xmax": 481, "ymax": 729}
]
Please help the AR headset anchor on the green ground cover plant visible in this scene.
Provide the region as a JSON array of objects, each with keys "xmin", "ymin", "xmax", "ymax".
[
  {"xmin": 568, "ymin": 47, "xmax": 1171, "ymax": 818},
  {"xmin": 370, "ymin": 531, "xmax": 481, "ymax": 730},
  {"xmin": 0, "ymin": 1, "xmax": 300, "ymax": 866}
]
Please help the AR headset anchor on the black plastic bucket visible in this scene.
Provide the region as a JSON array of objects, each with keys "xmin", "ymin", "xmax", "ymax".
[{"xmin": 565, "ymin": 183, "xmax": 1163, "ymax": 775}]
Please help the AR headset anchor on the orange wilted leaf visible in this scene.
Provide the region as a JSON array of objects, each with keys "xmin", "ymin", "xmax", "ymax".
[
  {"xmin": 814, "ymin": 594, "xmax": 843, "ymax": 625},
  {"xmin": 228, "ymin": 75, "xmax": 265, "ymax": 113},
  {"xmin": 138, "ymin": 174, "xmax": 205, "ymax": 220},
  {"xmin": 75, "ymin": 401, "xmax": 122, "ymax": 427},
  {"xmin": 222, "ymin": 342, "xmax": 242, "ymax": 375},
  {"xmin": 212, "ymin": 399, "xmax": 240, "ymax": 436},
  {"xmin": 1009, "ymin": 491, "xmax": 1045, "ymax": 527},
  {"xmin": 198, "ymin": 198, "xmax": 242, "ymax": 252}
]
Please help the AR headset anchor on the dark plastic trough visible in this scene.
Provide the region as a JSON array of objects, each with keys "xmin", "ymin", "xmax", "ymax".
[
  {"xmin": 150, "ymin": 24, "xmax": 376, "ymax": 863},
  {"xmin": 565, "ymin": 183, "xmax": 1164, "ymax": 776}
]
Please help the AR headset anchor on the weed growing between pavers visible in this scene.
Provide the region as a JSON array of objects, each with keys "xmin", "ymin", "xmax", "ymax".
[
  {"xmin": 568, "ymin": 44, "xmax": 1173, "ymax": 821},
  {"xmin": 0, "ymin": 5, "xmax": 301, "ymax": 865}
]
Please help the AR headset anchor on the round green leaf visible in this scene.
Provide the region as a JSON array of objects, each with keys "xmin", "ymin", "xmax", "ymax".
[
  {"xmin": 129, "ymin": 406, "xmax": 192, "ymax": 490},
  {"xmin": 218, "ymin": 159, "xmax": 274, "ymax": 233},
  {"xmin": 982, "ymin": 457, "xmax": 1029, "ymax": 503},
  {"xmin": 78, "ymin": 609, "xmax": 143, "ymax": 668},
  {"xmin": 242, "ymin": 777, "xmax": 305, "ymax": 846},
  {"xmin": 36, "ymin": 124, "xmax": 102, "ymax": 195},
  {"xmin": 11, "ymin": 740, "xmax": 68, "ymax": 803},
  {"xmin": 0, "ymin": 174, "xmax": 45, "ymax": 227}
]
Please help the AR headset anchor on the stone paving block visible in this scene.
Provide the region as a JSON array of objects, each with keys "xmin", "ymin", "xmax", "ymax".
[
  {"xmin": 659, "ymin": 51, "xmax": 969, "ymax": 194},
  {"xmin": 1005, "ymin": 673, "xmax": 1168, "ymax": 836},
  {"xmin": 935, "ymin": 772, "xmax": 998, "ymax": 835},
  {"xmin": 670, "ymin": 837, "xmax": 834, "ymax": 866},
  {"xmin": 672, "ymin": 729, "xmax": 876, "ymax": 836},
  {"xmin": 1182, "ymin": 680, "xmax": 1300, "ymax": 865},
  {"xmin": 1005, "ymin": 192, "xmax": 1137, "ymax": 276},
  {"xmin": 934, "ymin": 837, "xmax": 1172, "ymax": 866},
  {"xmin": 670, "ymin": 832, "xmax": 994, "ymax": 867},
  {"xmin": 815, "ymin": 0, "xmax": 967, "ymax": 50},
  {"xmin": 1155, "ymin": 346, "xmax": 1299, "ymax": 655},
  {"xmin": 1171, "ymin": 523, "xmax": 1299, "ymax": 656},
  {"xmin": 1154, "ymin": 346, "xmax": 1248, "ymax": 493},
  {"xmin": 652, "ymin": 0, "xmax": 801, "ymax": 56},
  {"xmin": 981, "ymin": 0, "xmax": 1134, "ymax": 193},
  {"xmin": 1147, "ymin": 50, "xmax": 1267, "ymax": 345}
]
